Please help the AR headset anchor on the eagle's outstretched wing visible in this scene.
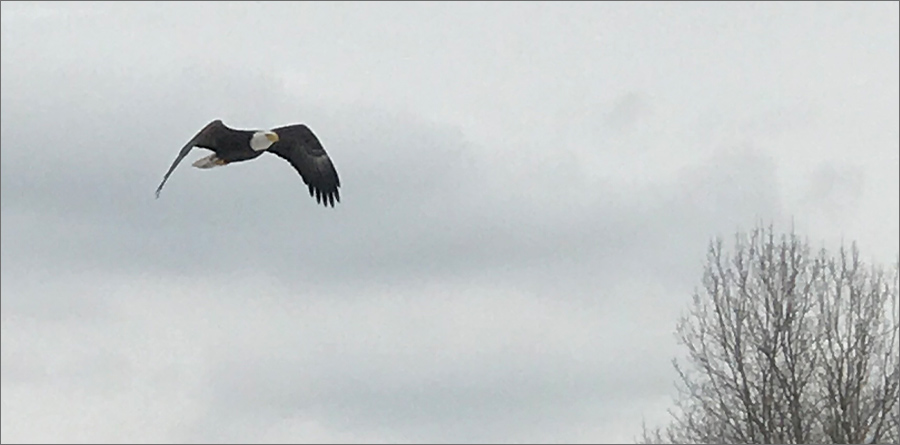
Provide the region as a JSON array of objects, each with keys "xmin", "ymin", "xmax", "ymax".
[
  {"xmin": 155, "ymin": 120, "xmax": 226, "ymax": 198},
  {"xmin": 267, "ymin": 124, "xmax": 341, "ymax": 207}
]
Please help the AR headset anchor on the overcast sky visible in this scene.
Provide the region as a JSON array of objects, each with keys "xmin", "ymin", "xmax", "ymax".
[{"xmin": 1, "ymin": 2, "xmax": 898, "ymax": 443}]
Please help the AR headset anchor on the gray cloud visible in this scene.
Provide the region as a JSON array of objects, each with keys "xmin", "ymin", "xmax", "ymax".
[
  {"xmin": 801, "ymin": 162, "xmax": 866, "ymax": 221},
  {"xmin": 2, "ymin": 2, "xmax": 897, "ymax": 443},
  {"xmin": 603, "ymin": 92, "xmax": 649, "ymax": 133}
]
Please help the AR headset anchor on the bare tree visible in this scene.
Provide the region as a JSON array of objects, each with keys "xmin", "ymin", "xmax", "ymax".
[{"xmin": 640, "ymin": 225, "xmax": 899, "ymax": 444}]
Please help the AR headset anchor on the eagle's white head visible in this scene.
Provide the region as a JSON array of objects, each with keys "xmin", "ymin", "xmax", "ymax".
[{"xmin": 250, "ymin": 130, "xmax": 280, "ymax": 151}]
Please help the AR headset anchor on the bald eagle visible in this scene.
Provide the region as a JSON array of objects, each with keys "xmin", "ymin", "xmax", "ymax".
[{"xmin": 155, "ymin": 120, "xmax": 341, "ymax": 207}]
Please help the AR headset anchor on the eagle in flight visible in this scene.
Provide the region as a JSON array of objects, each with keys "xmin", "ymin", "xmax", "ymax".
[{"xmin": 155, "ymin": 120, "xmax": 341, "ymax": 207}]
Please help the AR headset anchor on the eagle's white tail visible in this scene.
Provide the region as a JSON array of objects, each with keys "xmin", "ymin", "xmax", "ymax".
[{"xmin": 192, "ymin": 154, "xmax": 226, "ymax": 169}]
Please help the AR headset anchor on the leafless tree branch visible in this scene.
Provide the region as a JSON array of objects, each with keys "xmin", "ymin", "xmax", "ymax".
[{"xmin": 639, "ymin": 224, "xmax": 899, "ymax": 444}]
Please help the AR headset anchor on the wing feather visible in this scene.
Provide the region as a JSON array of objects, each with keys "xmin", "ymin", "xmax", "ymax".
[
  {"xmin": 154, "ymin": 120, "xmax": 224, "ymax": 198},
  {"xmin": 267, "ymin": 124, "xmax": 341, "ymax": 207}
]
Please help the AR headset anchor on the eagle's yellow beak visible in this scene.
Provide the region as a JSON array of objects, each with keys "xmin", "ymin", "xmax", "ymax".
[{"xmin": 266, "ymin": 132, "xmax": 280, "ymax": 143}]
